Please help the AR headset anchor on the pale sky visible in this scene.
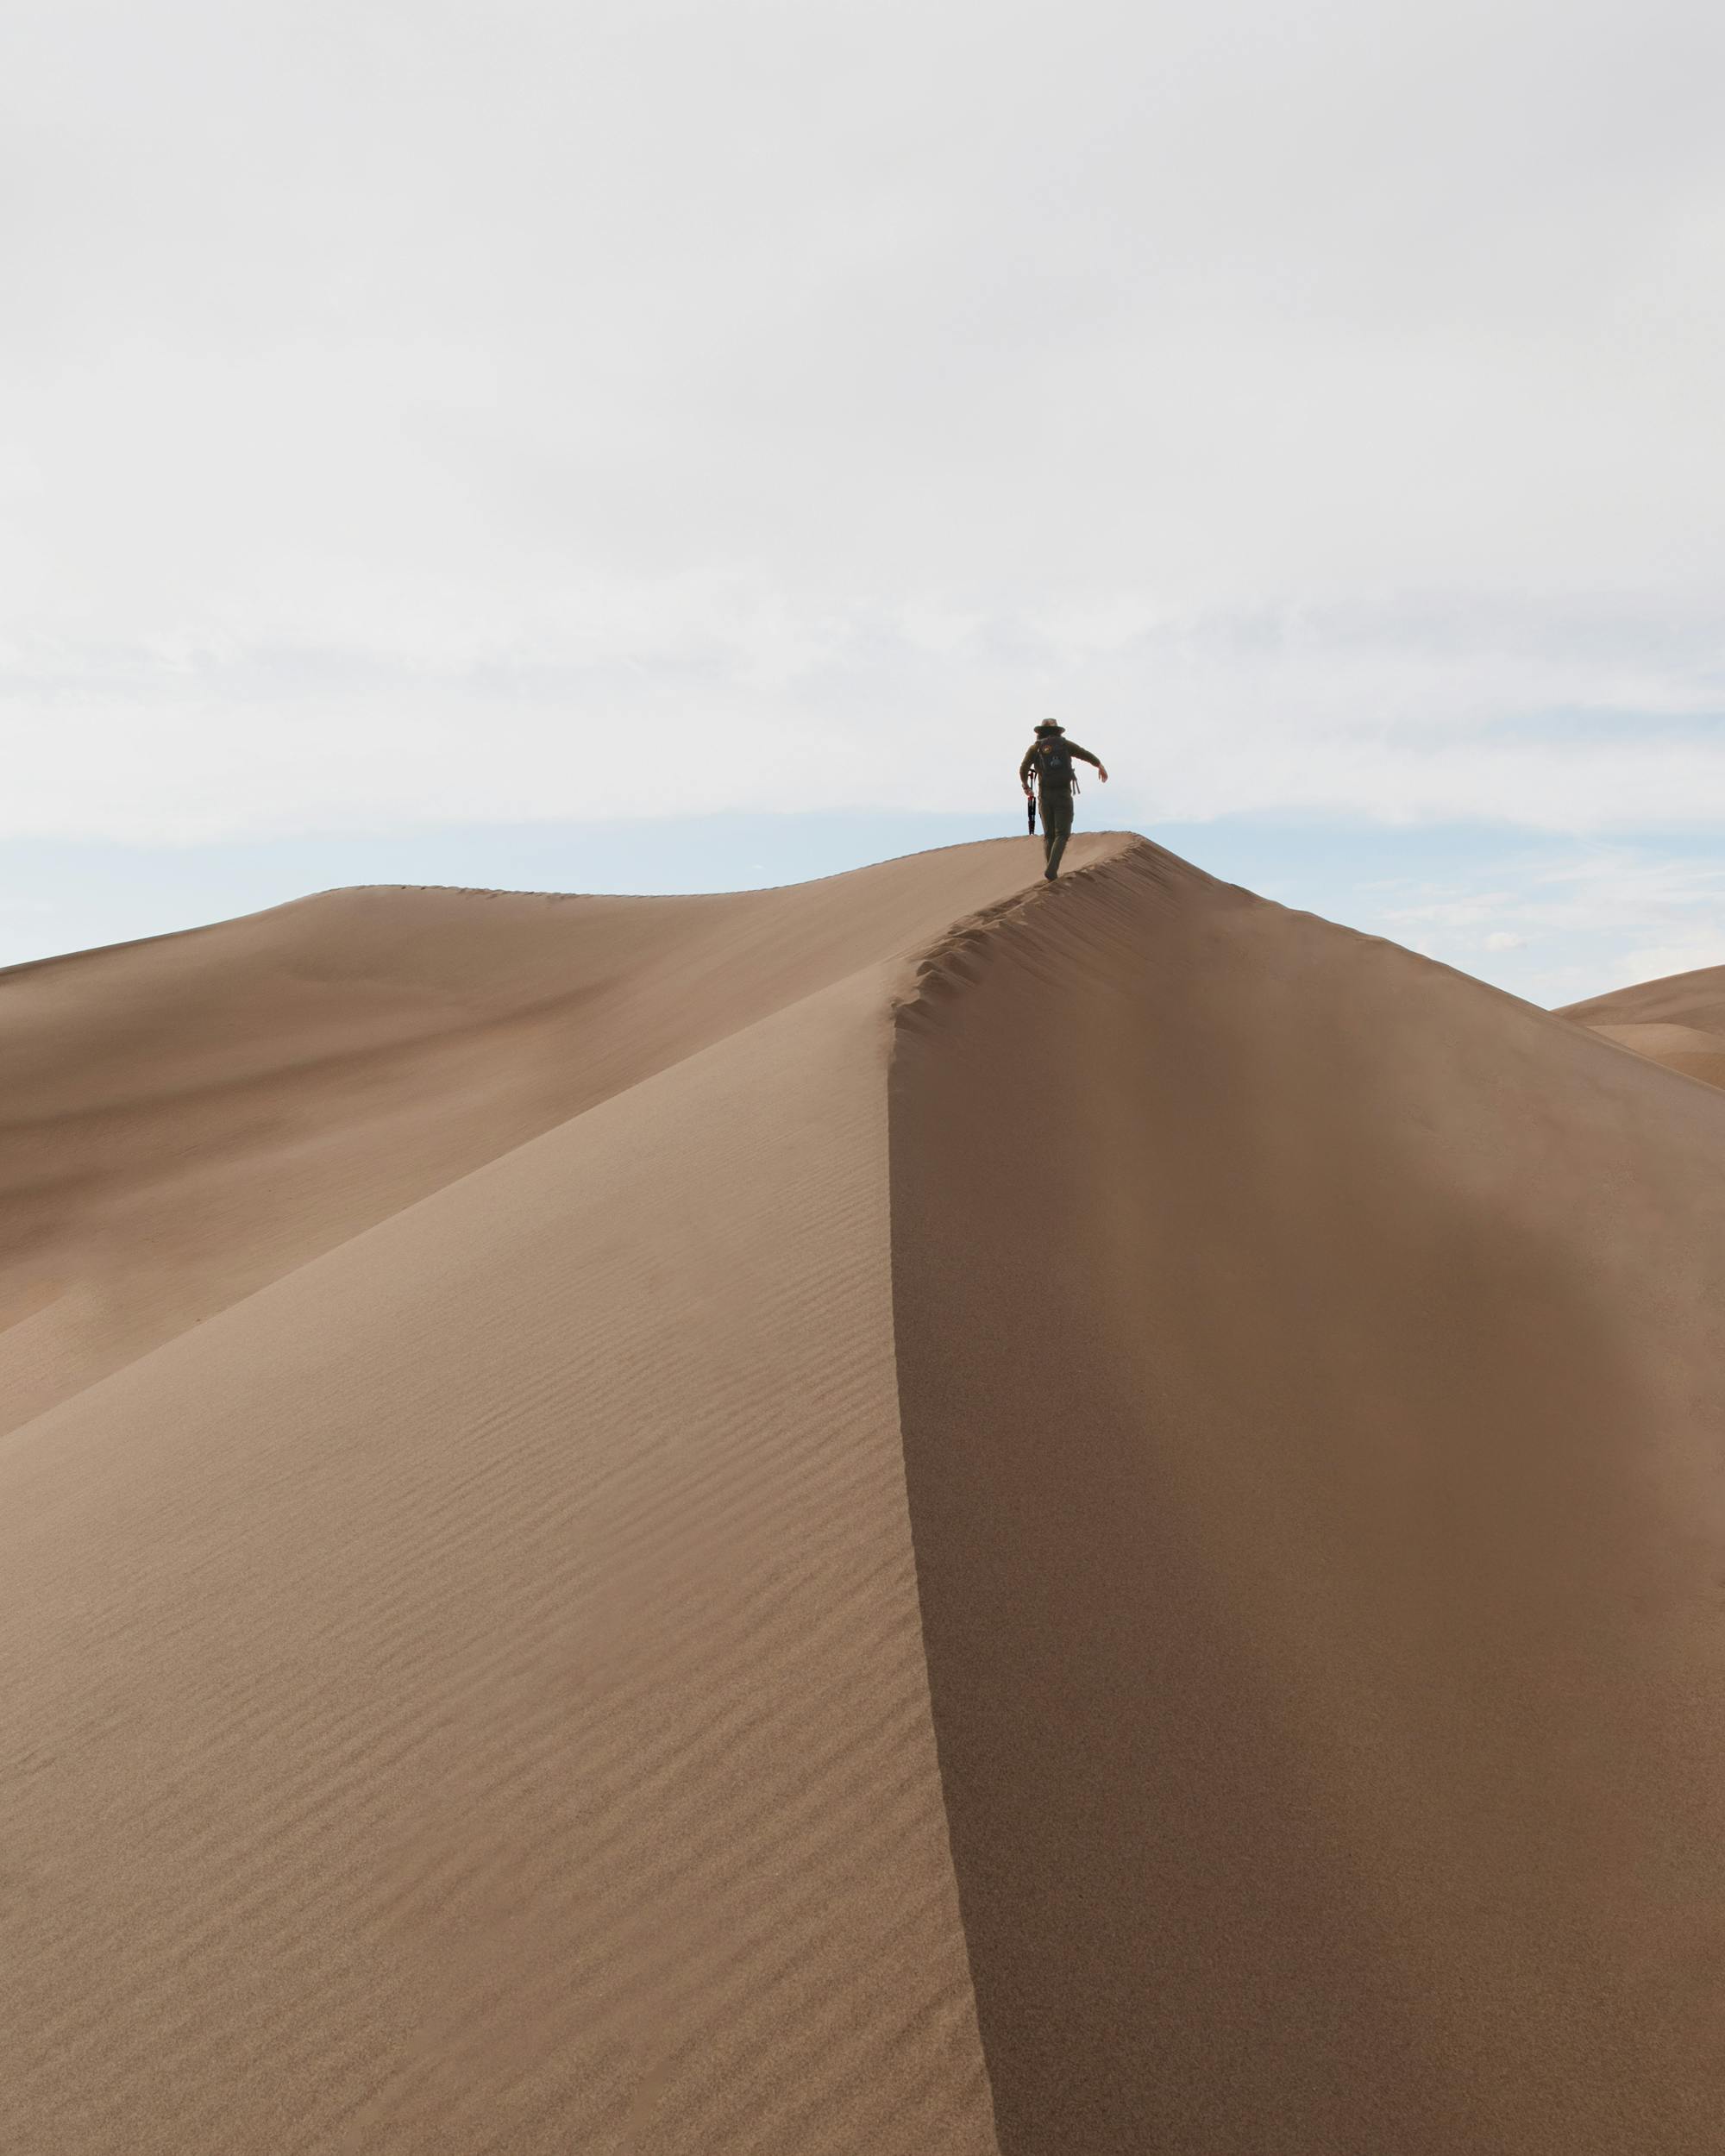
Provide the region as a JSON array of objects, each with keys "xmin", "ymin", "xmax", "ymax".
[{"xmin": 4, "ymin": 0, "xmax": 1724, "ymax": 998}]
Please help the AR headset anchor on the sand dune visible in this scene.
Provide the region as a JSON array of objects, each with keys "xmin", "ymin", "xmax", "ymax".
[
  {"xmin": 0, "ymin": 844, "xmax": 1115, "ymax": 1434},
  {"xmin": 897, "ymin": 849, "xmax": 1725, "ymax": 2152},
  {"xmin": 1559, "ymin": 964, "xmax": 1725, "ymax": 1089},
  {"xmin": 5, "ymin": 835, "xmax": 1725, "ymax": 2152}
]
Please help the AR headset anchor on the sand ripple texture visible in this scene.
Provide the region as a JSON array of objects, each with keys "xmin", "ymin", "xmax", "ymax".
[{"xmin": 4, "ymin": 832, "xmax": 1725, "ymax": 2153}]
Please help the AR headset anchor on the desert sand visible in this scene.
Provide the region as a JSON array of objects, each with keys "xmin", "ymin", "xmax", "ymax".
[
  {"xmin": 1560, "ymin": 965, "xmax": 1725, "ymax": 1091},
  {"xmin": 3, "ymin": 834, "xmax": 1723, "ymax": 2153}
]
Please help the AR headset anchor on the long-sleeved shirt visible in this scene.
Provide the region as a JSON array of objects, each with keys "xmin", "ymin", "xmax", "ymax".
[{"xmin": 1019, "ymin": 738, "xmax": 1103, "ymax": 793}]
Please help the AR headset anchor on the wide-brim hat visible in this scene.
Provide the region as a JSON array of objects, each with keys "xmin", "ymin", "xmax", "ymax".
[{"xmin": 1034, "ymin": 719, "xmax": 1065, "ymax": 735}]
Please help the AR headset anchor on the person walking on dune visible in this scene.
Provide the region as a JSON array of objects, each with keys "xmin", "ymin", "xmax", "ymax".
[{"xmin": 1021, "ymin": 719, "xmax": 1108, "ymax": 880}]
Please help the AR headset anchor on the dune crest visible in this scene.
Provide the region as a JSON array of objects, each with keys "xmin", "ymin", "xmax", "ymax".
[{"xmin": 6, "ymin": 834, "xmax": 1725, "ymax": 2153}]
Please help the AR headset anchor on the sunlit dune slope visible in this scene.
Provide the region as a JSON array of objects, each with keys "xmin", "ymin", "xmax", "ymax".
[
  {"xmin": 1559, "ymin": 962, "xmax": 1725, "ymax": 1088},
  {"xmin": 0, "ymin": 838, "xmax": 1116, "ymax": 1433},
  {"xmin": 5, "ymin": 833, "xmax": 1725, "ymax": 2155},
  {"xmin": 0, "ymin": 834, "xmax": 1122, "ymax": 2156}
]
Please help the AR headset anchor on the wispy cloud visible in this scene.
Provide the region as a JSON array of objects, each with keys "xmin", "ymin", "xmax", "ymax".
[
  {"xmin": 1354, "ymin": 843, "xmax": 1725, "ymax": 1002},
  {"xmin": 3, "ymin": 0, "xmax": 1723, "ymax": 845},
  {"xmin": 3, "ymin": 616, "xmax": 1724, "ymax": 843}
]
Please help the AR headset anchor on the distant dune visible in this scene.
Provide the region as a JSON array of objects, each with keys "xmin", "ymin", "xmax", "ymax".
[
  {"xmin": 4, "ymin": 835, "xmax": 1723, "ymax": 2153},
  {"xmin": 1559, "ymin": 963, "xmax": 1725, "ymax": 1090}
]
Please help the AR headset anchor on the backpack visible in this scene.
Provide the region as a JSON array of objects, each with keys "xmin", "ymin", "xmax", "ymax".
[{"xmin": 1035, "ymin": 737, "xmax": 1075, "ymax": 788}]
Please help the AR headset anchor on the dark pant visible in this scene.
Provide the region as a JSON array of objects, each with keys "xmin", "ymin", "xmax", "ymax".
[{"xmin": 1040, "ymin": 788, "xmax": 1074, "ymax": 874}]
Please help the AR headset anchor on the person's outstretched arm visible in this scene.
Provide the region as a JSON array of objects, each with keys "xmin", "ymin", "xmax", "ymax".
[
  {"xmin": 1067, "ymin": 742, "xmax": 1110, "ymax": 782},
  {"xmin": 1019, "ymin": 746, "xmax": 1038, "ymax": 795}
]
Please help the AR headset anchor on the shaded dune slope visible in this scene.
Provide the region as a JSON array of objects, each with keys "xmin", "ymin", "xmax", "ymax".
[
  {"xmin": 6, "ymin": 833, "xmax": 1725, "ymax": 2153},
  {"xmin": 894, "ymin": 843, "xmax": 1725, "ymax": 2153},
  {"xmin": 1559, "ymin": 964, "xmax": 1725, "ymax": 1089}
]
